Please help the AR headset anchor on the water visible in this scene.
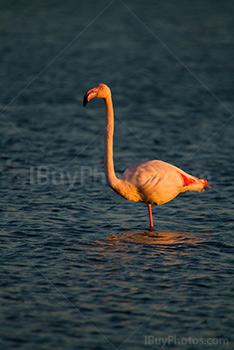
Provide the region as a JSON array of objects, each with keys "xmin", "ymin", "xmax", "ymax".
[{"xmin": 1, "ymin": 1, "xmax": 234, "ymax": 349}]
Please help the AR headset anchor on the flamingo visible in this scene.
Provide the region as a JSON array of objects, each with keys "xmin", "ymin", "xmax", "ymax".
[{"xmin": 83, "ymin": 83, "xmax": 210, "ymax": 230}]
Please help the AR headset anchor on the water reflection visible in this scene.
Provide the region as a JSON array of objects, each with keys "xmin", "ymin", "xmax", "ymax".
[
  {"xmin": 83, "ymin": 230, "xmax": 209, "ymax": 266},
  {"xmin": 96, "ymin": 230, "xmax": 206, "ymax": 247}
]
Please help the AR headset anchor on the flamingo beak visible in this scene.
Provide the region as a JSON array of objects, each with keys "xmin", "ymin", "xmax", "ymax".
[{"xmin": 83, "ymin": 88, "xmax": 99, "ymax": 107}]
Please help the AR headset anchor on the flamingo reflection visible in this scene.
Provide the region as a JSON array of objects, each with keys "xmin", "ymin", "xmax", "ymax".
[{"xmin": 93, "ymin": 230, "xmax": 206, "ymax": 249}]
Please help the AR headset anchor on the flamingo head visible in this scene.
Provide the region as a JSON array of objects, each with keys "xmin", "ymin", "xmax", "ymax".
[{"xmin": 83, "ymin": 84, "xmax": 111, "ymax": 107}]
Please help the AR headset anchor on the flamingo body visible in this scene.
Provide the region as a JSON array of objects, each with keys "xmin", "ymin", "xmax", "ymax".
[
  {"xmin": 119, "ymin": 160, "xmax": 208, "ymax": 205},
  {"xmin": 83, "ymin": 83, "xmax": 210, "ymax": 230}
]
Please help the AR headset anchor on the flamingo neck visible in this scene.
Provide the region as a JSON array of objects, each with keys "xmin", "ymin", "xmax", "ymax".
[{"xmin": 104, "ymin": 94, "xmax": 120, "ymax": 190}]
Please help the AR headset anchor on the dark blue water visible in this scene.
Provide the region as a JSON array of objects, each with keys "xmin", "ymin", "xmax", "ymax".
[{"xmin": 1, "ymin": 1, "xmax": 234, "ymax": 349}]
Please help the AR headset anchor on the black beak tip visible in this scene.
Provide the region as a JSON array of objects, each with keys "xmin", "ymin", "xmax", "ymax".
[{"xmin": 83, "ymin": 95, "xmax": 88, "ymax": 107}]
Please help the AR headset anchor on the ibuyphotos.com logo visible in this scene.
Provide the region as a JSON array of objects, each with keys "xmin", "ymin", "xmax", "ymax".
[
  {"xmin": 29, "ymin": 165, "xmax": 110, "ymax": 191},
  {"xmin": 144, "ymin": 335, "xmax": 229, "ymax": 347}
]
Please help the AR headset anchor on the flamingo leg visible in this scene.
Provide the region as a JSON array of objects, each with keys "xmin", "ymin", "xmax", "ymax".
[{"xmin": 148, "ymin": 204, "xmax": 153, "ymax": 231}]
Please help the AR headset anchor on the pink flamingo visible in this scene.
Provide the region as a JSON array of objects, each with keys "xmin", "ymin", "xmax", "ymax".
[{"xmin": 83, "ymin": 84, "xmax": 210, "ymax": 230}]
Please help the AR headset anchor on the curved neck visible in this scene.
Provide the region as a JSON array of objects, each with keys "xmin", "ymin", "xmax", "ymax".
[{"xmin": 104, "ymin": 94, "xmax": 120, "ymax": 190}]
